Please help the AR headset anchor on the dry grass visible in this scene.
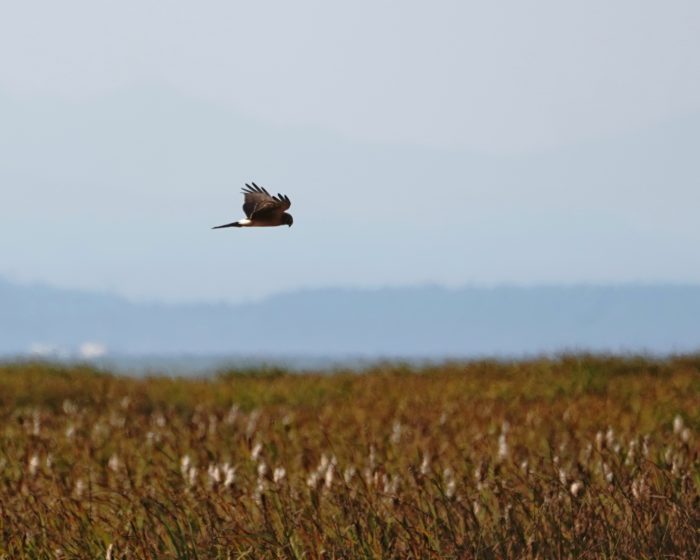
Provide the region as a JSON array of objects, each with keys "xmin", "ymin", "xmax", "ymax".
[{"xmin": 0, "ymin": 355, "xmax": 698, "ymax": 559}]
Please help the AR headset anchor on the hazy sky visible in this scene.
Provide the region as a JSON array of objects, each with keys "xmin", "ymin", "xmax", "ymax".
[{"xmin": 1, "ymin": 1, "xmax": 699, "ymax": 302}]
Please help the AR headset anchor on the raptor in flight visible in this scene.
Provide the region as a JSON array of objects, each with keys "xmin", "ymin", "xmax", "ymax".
[{"xmin": 212, "ymin": 182, "xmax": 293, "ymax": 229}]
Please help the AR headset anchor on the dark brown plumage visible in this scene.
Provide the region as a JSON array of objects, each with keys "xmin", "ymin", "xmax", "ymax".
[{"xmin": 212, "ymin": 182, "xmax": 293, "ymax": 229}]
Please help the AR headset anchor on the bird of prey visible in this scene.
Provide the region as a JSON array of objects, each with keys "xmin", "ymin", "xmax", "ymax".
[{"xmin": 212, "ymin": 182, "xmax": 293, "ymax": 229}]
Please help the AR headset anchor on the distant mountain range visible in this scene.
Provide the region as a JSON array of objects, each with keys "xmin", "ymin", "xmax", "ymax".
[{"xmin": 2, "ymin": 278, "xmax": 700, "ymax": 360}]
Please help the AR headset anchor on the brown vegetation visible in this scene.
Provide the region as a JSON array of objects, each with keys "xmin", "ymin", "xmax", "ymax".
[{"xmin": 0, "ymin": 356, "xmax": 698, "ymax": 558}]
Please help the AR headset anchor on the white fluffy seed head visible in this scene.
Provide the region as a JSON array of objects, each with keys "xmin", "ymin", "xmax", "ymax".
[
  {"xmin": 180, "ymin": 455, "xmax": 191, "ymax": 477},
  {"xmin": 225, "ymin": 404, "xmax": 239, "ymax": 425},
  {"xmin": 62, "ymin": 399, "xmax": 78, "ymax": 415},
  {"xmin": 28, "ymin": 454, "xmax": 40, "ymax": 477},
  {"xmin": 443, "ymin": 467, "xmax": 456, "ymax": 498},
  {"xmin": 246, "ymin": 410, "xmax": 261, "ymax": 439},
  {"xmin": 74, "ymin": 478, "xmax": 85, "ymax": 498},
  {"xmin": 420, "ymin": 453, "xmax": 430, "ymax": 476},
  {"xmin": 32, "ymin": 410, "xmax": 41, "ymax": 436},
  {"xmin": 153, "ymin": 413, "xmax": 166, "ymax": 428},
  {"xmin": 570, "ymin": 480, "xmax": 584, "ymax": 497},
  {"xmin": 498, "ymin": 433, "xmax": 509, "ymax": 460},
  {"xmin": 559, "ymin": 468, "xmax": 568, "ymax": 486},
  {"xmin": 307, "ymin": 471, "xmax": 320, "ymax": 488},
  {"xmin": 673, "ymin": 415, "xmax": 684, "ymax": 434},
  {"xmin": 602, "ymin": 462, "xmax": 613, "ymax": 484},
  {"xmin": 207, "ymin": 464, "xmax": 221, "ymax": 486},
  {"xmin": 223, "ymin": 463, "xmax": 236, "ymax": 488},
  {"xmin": 664, "ymin": 448, "xmax": 673, "ymax": 466},
  {"xmin": 324, "ymin": 460, "xmax": 335, "ymax": 489},
  {"xmin": 307, "ymin": 454, "xmax": 337, "ymax": 490},
  {"xmin": 605, "ymin": 427, "xmax": 615, "ymax": 448},
  {"xmin": 631, "ymin": 477, "xmax": 649, "ymax": 500},
  {"xmin": 343, "ymin": 466, "xmax": 356, "ymax": 484},
  {"xmin": 390, "ymin": 421, "xmax": 402, "ymax": 444},
  {"xmin": 187, "ymin": 467, "xmax": 198, "ymax": 488},
  {"xmin": 273, "ymin": 466, "xmax": 286, "ymax": 484}
]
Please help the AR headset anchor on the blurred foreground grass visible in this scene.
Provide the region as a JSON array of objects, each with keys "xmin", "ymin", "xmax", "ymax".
[{"xmin": 0, "ymin": 356, "xmax": 698, "ymax": 558}]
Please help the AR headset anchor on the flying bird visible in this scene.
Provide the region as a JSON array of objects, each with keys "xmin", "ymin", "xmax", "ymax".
[{"xmin": 212, "ymin": 182, "xmax": 293, "ymax": 229}]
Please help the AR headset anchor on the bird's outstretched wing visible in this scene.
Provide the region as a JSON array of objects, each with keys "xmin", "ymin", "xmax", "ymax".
[{"xmin": 241, "ymin": 183, "xmax": 291, "ymax": 218}]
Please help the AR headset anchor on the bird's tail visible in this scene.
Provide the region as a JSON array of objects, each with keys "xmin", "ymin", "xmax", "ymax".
[{"xmin": 212, "ymin": 221, "xmax": 242, "ymax": 229}]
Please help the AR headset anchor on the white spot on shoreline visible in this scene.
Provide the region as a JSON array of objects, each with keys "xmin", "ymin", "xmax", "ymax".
[{"xmin": 79, "ymin": 342, "xmax": 107, "ymax": 359}]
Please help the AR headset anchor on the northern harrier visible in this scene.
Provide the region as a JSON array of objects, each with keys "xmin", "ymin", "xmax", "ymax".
[{"xmin": 212, "ymin": 182, "xmax": 293, "ymax": 229}]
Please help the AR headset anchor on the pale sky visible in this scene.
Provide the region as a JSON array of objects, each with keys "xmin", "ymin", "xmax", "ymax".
[{"xmin": 1, "ymin": 1, "xmax": 699, "ymax": 302}]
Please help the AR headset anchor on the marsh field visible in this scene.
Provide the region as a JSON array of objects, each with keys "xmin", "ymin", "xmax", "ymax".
[{"xmin": 0, "ymin": 356, "xmax": 698, "ymax": 559}]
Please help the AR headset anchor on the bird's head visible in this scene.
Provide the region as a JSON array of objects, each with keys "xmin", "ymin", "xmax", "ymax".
[{"xmin": 282, "ymin": 213, "xmax": 293, "ymax": 227}]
